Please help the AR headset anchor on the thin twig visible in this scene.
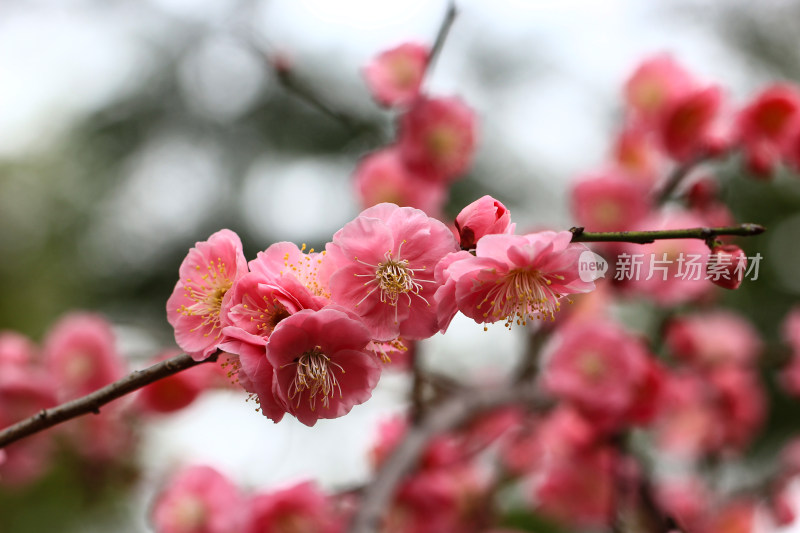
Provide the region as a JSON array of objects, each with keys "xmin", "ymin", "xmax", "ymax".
[
  {"xmin": 569, "ymin": 223, "xmax": 765, "ymax": 244},
  {"xmin": 427, "ymin": 1, "xmax": 458, "ymax": 73},
  {"xmin": 0, "ymin": 352, "xmax": 219, "ymax": 449},
  {"xmin": 655, "ymin": 154, "xmax": 711, "ymax": 205},
  {"xmin": 347, "ymin": 383, "xmax": 550, "ymax": 533}
]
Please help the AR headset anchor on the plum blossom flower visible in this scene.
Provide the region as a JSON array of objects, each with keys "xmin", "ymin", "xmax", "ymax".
[
  {"xmin": 137, "ymin": 349, "xmax": 219, "ymax": 414},
  {"xmin": 353, "ymin": 147, "xmax": 448, "ymax": 218},
  {"xmin": 151, "ymin": 465, "xmax": 243, "ymax": 533},
  {"xmin": 571, "ymin": 171, "xmax": 652, "ymax": 232},
  {"xmin": 435, "ymin": 231, "xmax": 594, "ymax": 330},
  {"xmin": 325, "ymin": 203, "xmax": 458, "ymax": 341},
  {"xmin": 665, "ymin": 310, "xmax": 762, "ymax": 369},
  {"xmin": 363, "ymin": 42, "xmax": 429, "ymax": 108},
  {"xmin": 244, "ymin": 481, "xmax": 340, "ymax": 533},
  {"xmin": 454, "ymin": 195, "xmax": 515, "ymax": 250},
  {"xmin": 267, "ymin": 308, "xmax": 381, "ymax": 426},
  {"xmin": 43, "ymin": 312, "xmax": 125, "ymax": 399},
  {"xmin": 167, "ymin": 229, "xmax": 248, "ymax": 361},
  {"xmin": 397, "ymin": 96, "xmax": 477, "ymax": 182},
  {"xmin": 543, "ymin": 319, "xmax": 655, "ymax": 429},
  {"xmin": 219, "ymin": 242, "xmax": 329, "ymax": 362},
  {"xmin": 624, "ymin": 54, "xmax": 695, "ymax": 125}
]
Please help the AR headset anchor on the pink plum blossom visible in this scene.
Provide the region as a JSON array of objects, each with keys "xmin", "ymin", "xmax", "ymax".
[
  {"xmin": 167, "ymin": 229, "xmax": 248, "ymax": 361},
  {"xmin": 624, "ymin": 54, "xmax": 696, "ymax": 125},
  {"xmin": 736, "ymin": 84, "xmax": 800, "ymax": 177},
  {"xmin": 219, "ymin": 241, "xmax": 329, "ymax": 363},
  {"xmin": 43, "ymin": 312, "xmax": 125, "ymax": 400},
  {"xmin": 454, "ymin": 195, "xmax": 515, "ymax": 250},
  {"xmin": 138, "ymin": 349, "xmax": 219, "ymax": 414},
  {"xmin": 363, "ymin": 42, "xmax": 429, "ymax": 108},
  {"xmin": 353, "ymin": 147, "xmax": 448, "ymax": 217},
  {"xmin": 267, "ymin": 308, "xmax": 381, "ymax": 426},
  {"xmin": 620, "ymin": 211, "xmax": 713, "ymax": 306},
  {"xmin": 152, "ymin": 465, "xmax": 243, "ymax": 533},
  {"xmin": 244, "ymin": 481, "xmax": 339, "ymax": 533},
  {"xmin": 397, "ymin": 96, "xmax": 477, "ymax": 182},
  {"xmin": 612, "ymin": 125, "xmax": 662, "ymax": 184},
  {"xmin": 571, "ymin": 171, "xmax": 652, "ymax": 232},
  {"xmin": 665, "ymin": 310, "xmax": 762, "ymax": 369},
  {"xmin": 658, "ymin": 85, "xmax": 723, "ymax": 162},
  {"xmin": 435, "ymin": 231, "xmax": 594, "ymax": 330},
  {"xmin": 706, "ymin": 244, "xmax": 747, "ymax": 290},
  {"xmin": 543, "ymin": 319, "xmax": 653, "ymax": 429},
  {"xmin": 325, "ymin": 203, "xmax": 458, "ymax": 341}
]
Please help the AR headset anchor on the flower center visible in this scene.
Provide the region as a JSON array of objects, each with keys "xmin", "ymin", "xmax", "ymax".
[
  {"xmin": 177, "ymin": 258, "xmax": 232, "ymax": 337},
  {"xmin": 284, "ymin": 347, "xmax": 344, "ymax": 411},
  {"xmin": 354, "ymin": 244, "xmax": 432, "ymax": 315},
  {"xmin": 477, "ymin": 268, "xmax": 564, "ymax": 328}
]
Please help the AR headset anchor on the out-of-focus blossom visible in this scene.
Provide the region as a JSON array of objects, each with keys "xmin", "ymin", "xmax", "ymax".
[
  {"xmin": 353, "ymin": 148, "xmax": 447, "ymax": 217},
  {"xmin": 543, "ymin": 319, "xmax": 657, "ymax": 429},
  {"xmin": 612, "ymin": 126, "xmax": 662, "ymax": 184},
  {"xmin": 664, "ymin": 310, "xmax": 762, "ymax": 369},
  {"xmin": 435, "ymin": 231, "xmax": 594, "ymax": 330},
  {"xmin": 656, "ymin": 476, "xmax": 712, "ymax": 533},
  {"xmin": 267, "ymin": 308, "xmax": 381, "ymax": 426},
  {"xmin": 620, "ymin": 211, "xmax": 713, "ymax": 306},
  {"xmin": 571, "ymin": 171, "xmax": 652, "ymax": 232},
  {"xmin": 324, "ymin": 203, "xmax": 458, "ymax": 341},
  {"xmin": 736, "ymin": 84, "xmax": 800, "ymax": 177},
  {"xmin": 138, "ymin": 350, "xmax": 220, "ymax": 414},
  {"xmin": 151, "ymin": 465, "xmax": 243, "ymax": 533},
  {"xmin": 658, "ymin": 85, "xmax": 723, "ymax": 161},
  {"xmin": 454, "ymin": 195, "xmax": 515, "ymax": 250},
  {"xmin": 624, "ymin": 54, "xmax": 695, "ymax": 125},
  {"xmin": 363, "ymin": 43, "xmax": 428, "ymax": 108},
  {"xmin": 244, "ymin": 481, "xmax": 340, "ymax": 533},
  {"xmin": 43, "ymin": 312, "xmax": 125, "ymax": 399},
  {"xmin": 397, "ymin": 96, "xmax": 477, "ymax": 182},
  {"xmin": 167, "ymin": 230, "xmax": 248, "ymax": 361}
]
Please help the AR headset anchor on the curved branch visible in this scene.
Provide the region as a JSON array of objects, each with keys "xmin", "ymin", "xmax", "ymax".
[
  {"xmin": 569, "ymin": 223, "xmax": 765, "ymax": 244},
  {"xmin": 348, "ymin": 383, "xmax": 550, "ymax": 533},
  {"xmin": 0, "ymin": 352, "xmax": 219, "ymax": 449}
]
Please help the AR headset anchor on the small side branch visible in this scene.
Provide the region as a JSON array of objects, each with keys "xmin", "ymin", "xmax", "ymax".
[
  {"xmin": 0, "ymin": 352, "xmax": 219, "ymax": 449},
  {"xmin": 427, "ymin": 2, "xmax": 458, "ymax": 73},
  {"xmin": 348, "ymin": 383, "xmax": 549, "ymax": 533},
  {"xmin": 569, "ymin": 223, "xmax": 765, "ymax": 244}
]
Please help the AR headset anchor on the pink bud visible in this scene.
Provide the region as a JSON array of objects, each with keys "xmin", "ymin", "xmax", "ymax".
[
  {"xmin": 686, "ymin": 177, "xmax": 719, "ymax": 210},
  {"xmin": 706, "ymin": 244, "xmax": 747, "ymax": 290},
  {"xmin": 454, "ymin": 195, "xmax": 514, "ymax": 250}
]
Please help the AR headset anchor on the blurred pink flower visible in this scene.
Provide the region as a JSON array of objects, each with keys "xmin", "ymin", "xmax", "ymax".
[
  {"xmin": 571, "ymin": 171, "xmax": 652, "ymax": 232},
  {"xmin": 244, "ymin": 481, "xmax": 339, "ymax": 533},
  {"xmin": 454, "ymin": 195, "xmax": 515, "ymax": 250},
  {"xmin": 152, "ymin": 465, "xmax": 243, "ymax": 533},
  {"xmin": 353, "ymin": 147, "xmax": 447, "ymax": 217},
  {"xmin": 658, "ymin": 85, "xmax": 723, "ymax": 161},
  {"xmin": 665, "ymin": 310, "xmax": 761, "ymax": 369},
  {"xmin": 363, "ymin": 42, "xmax": 429, "ymax": 108},
  {"xmin": 167, "ymin": 229, "xmax": 248, "ymax": 361},
  {"xmin": 543, "ymin": 319, "xmax": 653, "ymax": 429},
  {"xmin": 43, "ymin": 312, "xmax": 125, "ymax": 400},
  {"xmin": 435, "ymin": 231, "xmax": 594, "ymax": 330},
  {"xmin": 137, "ymin": 349, "xmax": 219, "ymax": 414},
  {"xmin": 325, "ymin": 203, "xmax": 458, "ymax": 341},
  {"xmin": 624, "ymin": 54, "xmax": 696, "ymax": 125},
  {"xmin": 267, "ymin": 308, "xmax": 380, "ymax": 426},
  {"xmin": 397, "ymin": 96, "xmax": 477, "ymax": 182}
]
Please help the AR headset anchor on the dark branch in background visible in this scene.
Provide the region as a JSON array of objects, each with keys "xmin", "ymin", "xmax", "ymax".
[
  {"xmin": 570, "ymin": 223, "xmax": 765, "ymax": 244},
  {"xmin": 348, "ymin": 384, "xmax": 551, "ymax": 533},
  {"xmin": 427, "ymin": 2, "xmax": 458, "ymax": 73},
  {"xmin": 0, "ymin": 352, "xmax": 219, "ymax": 450}
]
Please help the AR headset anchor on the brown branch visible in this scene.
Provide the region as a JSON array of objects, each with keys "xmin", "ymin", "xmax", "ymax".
[
  {"xmin": 569, "ymin": 223, "xmax": 765, "ymax": 244},
  {"xmin": 0, "ymin": 352, "xmax": 219, "ymax": 450},
  {"xmin": 427, "ymin": 1, "xmax": 458, "ymax": 74},
  {"xmin": 347, "ymin": 383, "xmax": 550, "ymax": 533},
  {"xmin": 655, "ymin": 155, "xmax": 707, "ymax": 205}
]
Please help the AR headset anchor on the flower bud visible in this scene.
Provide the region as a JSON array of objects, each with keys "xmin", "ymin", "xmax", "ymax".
[
  {"xmin": 454, "ymin": 195, "xmax": 514, "ymax": 250},
  {"xmin": 706, "ymin": 244, "xmax": 747, "ymax": 290}
]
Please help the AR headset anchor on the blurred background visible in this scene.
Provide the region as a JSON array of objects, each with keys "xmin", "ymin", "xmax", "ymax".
[{"xmin": 2, "ymin": 0, "xmax": 800, "ymax": 531}]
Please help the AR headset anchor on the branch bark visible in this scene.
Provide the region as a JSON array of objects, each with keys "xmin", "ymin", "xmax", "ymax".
[
  {"xmin": 347, "ymin": 383, "xmax": 550, "ymax": 533},
  {"xmin": 0, "ymin": 352, "xmax": 219, "ymax": 449},
  {"xmin": 569, "ymin": 223, "xmax": 765, "ymax": 244}
]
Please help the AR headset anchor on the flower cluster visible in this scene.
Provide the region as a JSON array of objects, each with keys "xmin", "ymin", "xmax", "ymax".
[
  {"xmin": 355, "ymin": 42, "xmax": 477, "ymax": 218},
  {"xmin": 151, "ymin": 465, "xmax": 342, "ymax": 533},
  {"xmin": 167, "ymin": 201, "xmax": 594, "ymax": 426}
]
